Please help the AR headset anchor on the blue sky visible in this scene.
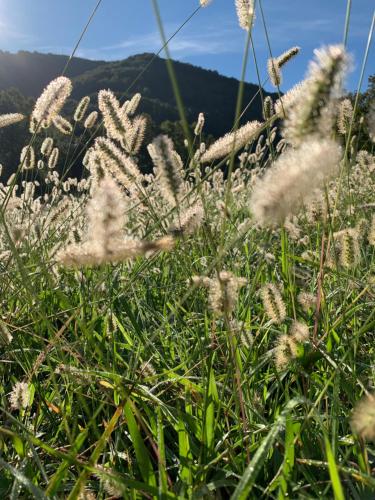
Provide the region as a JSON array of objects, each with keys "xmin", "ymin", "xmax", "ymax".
[{"xmin": 0, "ymin": 0, "xmax": 373, "ymax": 92}]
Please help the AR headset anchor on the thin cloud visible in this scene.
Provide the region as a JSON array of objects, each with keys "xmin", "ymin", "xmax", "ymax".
[{"xmin": 75, "ymin": 25, "xmax": 241, "ymax": 61}]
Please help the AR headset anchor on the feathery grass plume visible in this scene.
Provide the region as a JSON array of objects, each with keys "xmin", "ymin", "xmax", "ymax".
[
  {"xmin": 168, "ymin": 202, "xmax": 204, "ymax": 236},
  {"xmin": 351, "ymin": 393, "xmax": 375, "ymax": 441},
  {"xmin": 200, "ymin": 120, "xmax": 262, "ymax": 163},
  {"xmin": 0, "ymin": 113, "xmax": 25, "ymax": 128},
  {"xmin": 235, "ymin": 0, "xmax": 255, "ymax": 31},
  {"xmin": 87, "ymin": 177, "xmax": 126, "ymax": 256},
  {"xmin": 195, "ymin": 272, "xmax": 246, "ymax": 316},
  {"xmin": 368, "ymin": 214, "xmax": 375, "ymax": 246},
  {"xmin": 122, "ymin": 115, "xmax": 147, "ymax": 155},
  {"xmin": 98, "ymin": 89, "xmax": 131, "ymax": 144},
  {"xmin": 275, "ymin": 320, "xmax": 309, "ymax": 369},
  {"xmin": 209, "ymin": 272, "xmax": 246, "ymax": 315},
  {"xmin": 74, "ymin": 96, "xmax": 90, "ymax": 122},
  {"xmin": 200, "ymin": 0, "xmax": 212, "ymax": 6},
  {"xmin": 9, "ymin": 381, "xmax": 30, "ymax": 410},
  {"xmin": 306, "ymin": 191, "xmax": 326, "ymax": 223},
  {"xmin": 29, "ymin": 116, "xmax": 38, "ymax": 134},
  {"xmin": 84, "ymin": 110, "xmax": 98, "ymax": 129},
  {"xmin": 48, "ymin": 147, "xmax": 59, "ymax": 169},
  {"xmin": 297, "ymin": 291, "xmax": 316, "ymax": 312},
  {"xmin": 267, "ymin": 59, "xmax": 282, "ymax": 87},
  {"xmin": 45, "ymin": 196, "xmax": 74, "ymax": 228},
  {"xmin": 284, "ymin": 218, "xmax": 301, "ymax": 240},
  {"xmin": 148, "ymin": 135, "xmax": 184, "ymax": 206},
  {"xmin": 37, "ymin": 159, "xmax": 45, "ymax": 170},
  {"xmin": 94, "ymin": 137, "xmax": 140, "ymax": 191},
  {"xmin": 334, "ymin": 228, "xmax": 360, "ymax": 268},
  {"xmin": 6, "ymin": 173, "xmax": 16, "ymax": 186},
  {"xmin": 250, "ymin": 137, "xmax": 342, "ymax": 226},
  {"xmin": 41, "ymin": 137, "xmax": 54, "ymax": 156},
  {"xmin": 194, "ymin": 112, "xmax": 205, "ymax": 135},
  {"xmin": 86, "ymin": 150, "xmax": 106, "ymax": 188},
  {"xmin": 140, "ymin": 361, "xmax": 157, "ymax": 378},
  {"xmin": 337, "ymin": 98, "xmax": 353, "ymax": 135},
  {"xmin": 56, "ymin": 177, "xmax": 125, "ymax": 266},
  {"xmin": 53, "ymin": 115, "xmax": 73, "ymax": 135},
  {"xmin": 20, "ymin": 145, "xmax": 35, "ymax": 170},
  {"xmin": 139, "ymin": 236, "xmax": 175, "ymax": 255},
  {"xmin": 262, "ymin": 96, "xmax": 274, "ymax": 121},
  {"xmin": 274, "ymin": 334, "xmax": 297, "ymax": 370},
  {"xmin": 100, "ymin": 472, "xmax": 124, "ymax": 498},
  {"xmin": 274, "ymin": 81, "xmax": 305, "ymax": 117},
  {"xmin": 57, "ymin": 233, "xmax": 173, "ymax": 267},
  {"xmin": 31, "ymin": 76, "xmax": 72, "ymax": 129},
  {"xmin": 355, "ymin": 218, "xmax": 368, "ymax": 240},
  {"xmin": 56, "ymin": 177, "xmax": 174, "ymax": 267},
  {"xmin": 191, "ymin": 275, "xmax": 212, "ymax": 287},
  {"xmin": 121, "ymin": 93, "xmax": 141, "ymax": 116},
  {"xmin": 260, "ymin": 283, "xmax": 286, "ymax": 324},
  {"xmin": 82, "ymin": 149, "xmax": 92, "ymax": 169},
  {"xmin": 290, "ymin": 320, "xmax": 310, "ymax": 343},
  {"xmin": 278, "ymin": 46, "xmax": 301, "ymax": 68},
  {"xmin": 267, "ymin": 48, "xmax": 300, "ymax": 88},
  {"xmin": 284, "ymin": 45, "xmax": 349, "ymax": 145}
]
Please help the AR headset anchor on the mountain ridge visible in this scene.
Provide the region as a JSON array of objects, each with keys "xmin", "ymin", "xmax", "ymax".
[
  {"xmin": 0, "ymin": 50, "xmax": 277, "ymax": 137},
  {"xmin": 0, "ymin": 50, "xmax": 279, "ymax": 177}
]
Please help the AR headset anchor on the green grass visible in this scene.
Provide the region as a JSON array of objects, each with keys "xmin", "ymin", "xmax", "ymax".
[{"xmin": 0, "ymin": 1, "xmax": 375, "ymax": 498}]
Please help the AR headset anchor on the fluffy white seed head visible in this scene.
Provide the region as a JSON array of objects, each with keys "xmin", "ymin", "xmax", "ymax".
[
  {"xmin": 31, "ymin": 76, "xmax": 72, "ymax": 129},
  {"xmin": 148, "ymin": 135, "xmax": 184, "ymax": 206},
  {"xmin": 267, "ymin": 58, "xmax": 282, "ymax": 87},
  {"xmin": 121, "ymin": 93, "xmax": 142, "ymax": 116},
  {"xmin": 351, "ymin": 393, "xmax": 375, "ymax": 441},
  {"xmin": 0, "ymin": 113, "xmax": 25, "ymax": 128},
  {"xmin": 337, "ymin": 98, "xmax": 353, "ymax": 135},
  {"xmin": 20, "ymin": 146, "xmax": 35, "ymax": 170},
  {"xmin": 284, "ymin": 45, "xmax": 349, "ymax": 145},
  {"xmin": 98, "ymin": 89, "xmax": 131, "ymax": 144},
  {"xmin": 84, "ymin": 111, "xmax": 98, "ymax": 129},
  {"xmin": 53, "ymin": 115, "xmax": 73, "ymax": 135},
  {"xmin": 94, "ymin": 137, "xmax": 141, "ymax": 191},
  {"xmin": 250, "ymin": 137, "xmax": 342, "ymax": 226},
  {"xmin": 41, "ymin": 137, "xmax": 54, "ymax": 157},
  {"xmin": 74, "ymin": 96, "xmax": 90, "ymax": 122},
  {"xmin": 267, "ymin": 48, "xmax": 300, "ymax": 88},
  {"xmin": 48, "ymin": 147, "xmax": 59, "ymax": 169},
  {"xmin": 235, "ymin": 0, "xmax": 255, "ymax": 31},
  {"xmin": 9, "ymin": 381, "xmax": 30, "ymax": 410},
  {"xmin": 260, "ymin": 283, "xmax": 286, "ymax": 324},
  {"xmin": 169, "ymin": 202, "xmax": 204, "ymax": 236},
  {"xmin": 201, "ymin": 120, "xmax": 262, "ymax": 163},
  {"xmin": 194, "ymin": 112, "xmax": 205, "ymax": 135}
]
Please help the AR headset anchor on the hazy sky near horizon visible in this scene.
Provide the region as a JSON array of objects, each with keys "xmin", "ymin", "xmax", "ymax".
[{"xmin": 0, "ymin": 0, "xmax": 373, "ymax": 92}]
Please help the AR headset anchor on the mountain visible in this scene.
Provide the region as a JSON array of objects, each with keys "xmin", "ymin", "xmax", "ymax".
[
  {"xmin": 0, "ymin": 51, "xmax": 278, "ymax": 178},
  {"xmin": 0, "ymin": 51, "xmax": 104, "ymax": 98},
  {"xmin": 70, "ymin": 53, "xmax": 277, "ymax": 137},
  {"xmin": 0, "ymin": 51, "xmax": 277, "ymax": 137}
]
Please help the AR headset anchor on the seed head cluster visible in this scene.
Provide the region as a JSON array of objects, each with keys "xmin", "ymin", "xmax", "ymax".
[
  {"xmin": 260, "ymin": 283, "xmax": 286, "ymax": 324},
  {"xmin": 250, "ymin": 137, "xmax": 342, "ymax": 226},
  {"xmin": 31, "ymin": 76, "xmax": 72, "ymax": 130},
  {"xmin": 9, "ymin": 381, "xmax": 30, "ymax": 410}
]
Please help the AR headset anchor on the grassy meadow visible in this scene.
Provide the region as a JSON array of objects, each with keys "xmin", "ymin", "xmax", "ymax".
[{"xmin": 0, "ymin": 0, "xmax": 375, "ymax": 498}]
